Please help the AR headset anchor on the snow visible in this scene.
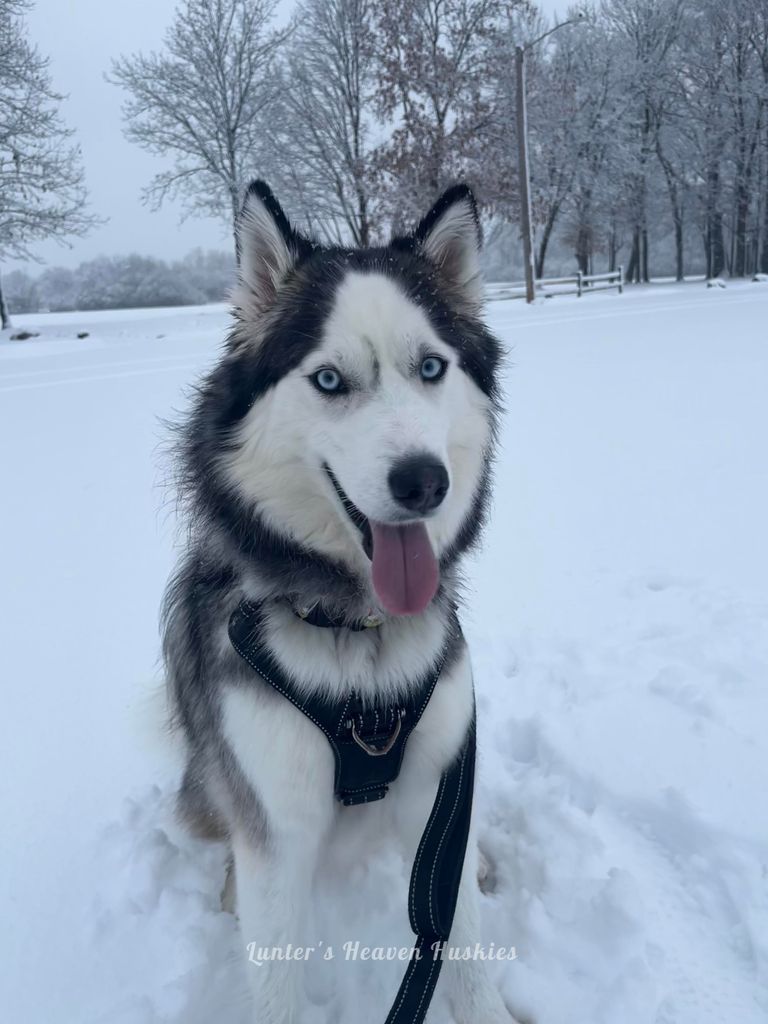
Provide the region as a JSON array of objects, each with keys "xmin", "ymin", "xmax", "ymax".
[{"xmin": 1, "ymin": 284, "xmax": 767, "ymax": 1023}]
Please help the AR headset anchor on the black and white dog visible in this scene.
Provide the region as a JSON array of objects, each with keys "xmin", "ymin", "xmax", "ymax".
[{"xmin": 162, "ymin": 182, "xmax": 510, "ymax": 1023}]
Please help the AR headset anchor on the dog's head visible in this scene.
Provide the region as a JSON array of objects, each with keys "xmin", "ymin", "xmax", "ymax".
[{"xmin": 183, "ymin": 182, "xmax": 502, "ymax": 617}]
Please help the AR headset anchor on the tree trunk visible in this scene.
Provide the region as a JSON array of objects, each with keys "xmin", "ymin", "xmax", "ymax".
[
  {"xmin": 641, "ymin": 226, "xmax": 650, "ymax": 283},
  {"xmin": 708, "ymin": 216, "xmax": 725, "ymax": 278},
  {"xmin": 657, "ymin": 153, "xmax": 685, "ymax": 281},
  {"xmin": 575, "ymin": 224, "xmax": 589, "ymax": 275},
  {"xmin": 733, "ymin": 181, "xmax": 751, "ymax": 278},
  {"xmin": 627, "ymin": 227, "xmax": 643, "ymax": 284},
  {"xmin": 675, "ymin": 218, "xmax": 684, "ymax": 282},
  {"xmin": 626, "ymin": 230, "xmax": 638, "ymax": 284},
  {"xmin": 535, "ymin": 206, "xmax": 560, "ymax": 279},
  {"xmin": 357, "ymin": 187, "xmax": 369, "ymax": 248},
  {"xmin": 608, "ymin": 221, "xmax": 617, "ymax": 273},
  {"xmin": 0, "ymin": 272, "xmax": 11, "ymax": 331},
  {"xmin": 705, "ymin": 166, "xmax": 726, "ymax": 278},
  {"xmin": 761, "ymin": 184, "xmax": 768, "ymax": 274}
]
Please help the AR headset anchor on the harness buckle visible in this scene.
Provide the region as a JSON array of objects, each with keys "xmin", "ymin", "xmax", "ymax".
[{"xmin": 350, "ymin": 714, "xmax": 403, "ymax": 756}]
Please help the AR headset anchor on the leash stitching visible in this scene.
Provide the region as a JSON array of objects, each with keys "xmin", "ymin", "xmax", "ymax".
[
  {"xmin": 427, "ymin": 744, "xmax": 468, "ymax": 935},
  {"xmin": 409, "ymin": 771, "xmax": 449, "ymax": 929},
  {"xmin": 413, "ymin": 952, "xmax": 440, "ymax": 1022}
]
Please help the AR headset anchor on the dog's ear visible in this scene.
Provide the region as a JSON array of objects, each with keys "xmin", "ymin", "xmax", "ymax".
[
  {"xmin": 234, "ymin": 180, "xmax": 313, "ymax": 319},
  {"xmin": 412, "ymin": 185, "xmax": 483, "ymax": 312}
]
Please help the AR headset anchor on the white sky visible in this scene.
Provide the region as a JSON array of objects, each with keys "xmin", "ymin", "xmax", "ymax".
[{"xmin": 10, "ymin": 0, "xmax": 565, "ymax": 272}]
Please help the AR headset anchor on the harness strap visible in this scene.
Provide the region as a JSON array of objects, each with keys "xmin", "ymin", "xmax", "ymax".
[
  {"xmin": 228, "ymin": 599, "xmax": 476, "ymax": 1024},
  {"xmin": 229, "ymin": 600, "xmax": 445, "ymax": 805}
]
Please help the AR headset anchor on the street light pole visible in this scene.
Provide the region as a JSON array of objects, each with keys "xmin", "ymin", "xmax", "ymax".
[
  {"xmin": 515, "ymin": 44, "xmax": 536, "ymax": 304},
  {"xmin": 514, "ymin": 15, "xmax": 584, "ymax": 304}
]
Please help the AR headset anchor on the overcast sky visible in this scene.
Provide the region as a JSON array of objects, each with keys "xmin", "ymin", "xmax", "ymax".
[{"xmin": 11, "ymin": 0, "xmax": 565, "ymax": 272}]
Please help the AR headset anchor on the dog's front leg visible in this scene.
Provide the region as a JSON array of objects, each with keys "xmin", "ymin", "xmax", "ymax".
[
  {"xmin": 222, "ymin": 686, "xmax": 336, "ymax": 1024},
  {"xmin": 233, "ymin": 823, "xmax": 325, "ymax": 1024},
  {"xmin": 442, "ymin": 837, "xmax": 516, "ymax": 1024}
]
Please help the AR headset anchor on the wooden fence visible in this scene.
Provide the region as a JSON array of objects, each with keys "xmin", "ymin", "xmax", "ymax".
[{"xmin": 486, "ymin": 266, "xmax": 624, "ymax": 301}]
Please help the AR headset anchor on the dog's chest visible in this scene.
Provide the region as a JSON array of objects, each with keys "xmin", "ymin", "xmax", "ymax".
[{"xmin": 221, "ymin": 634, "xmax": 474, "ymax": 817}]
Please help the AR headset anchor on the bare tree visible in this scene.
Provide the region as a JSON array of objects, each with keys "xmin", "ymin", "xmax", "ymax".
[
  {"xmin": 753, "ymin": 5, "xmax": 768, "ymax": 274},
  {"xmin": 110, "ymin": 0, "xmax": 290, "ymax": 255},
  {"xmin": 0, "ymin": 0, "xmax": 95, "ymax": 329},
  {"xmin": 720, "ymin": 0, "xmax": 765, "ymax": 277},
  {"xmin": 267, "ymin": 0, "xmax": 377, "ymax": 246},
  {"xmin": 602, "ymin": 0, "xmax": 688, "ymax": 284},
  {"xmin": 372, "ymin": 0, "xmax": 523, "ymax": 226},
  {"xmin": 524, "ymin": 11, "xmax": 624, "ymax": 277}
]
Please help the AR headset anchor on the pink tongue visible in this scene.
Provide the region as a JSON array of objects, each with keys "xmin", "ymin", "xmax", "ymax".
[{"xmin": 370, "ymin": 521, "xmax": 439, "ymax": 616}]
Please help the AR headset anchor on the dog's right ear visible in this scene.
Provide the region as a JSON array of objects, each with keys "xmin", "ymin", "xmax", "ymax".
[{"xmin": 234, "ymin": 181, "xmax": 312, "ymax": 319}]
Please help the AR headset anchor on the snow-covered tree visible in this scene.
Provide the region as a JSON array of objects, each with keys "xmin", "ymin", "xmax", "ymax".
[
  {"xmin": 714, "ymin": 0, "xmax": 765, "ymax": 278},
  {"xmin": 3, "ymin": 267, "xmax": 39, "ymax": 312},
  {"xmin": 172, "ymin": 248, "xmax": 235, "ymax": 303},
  {"xmin": 110, "ymin": 0, "xmax": 290, "ymax": 255},
  {"xmin": 37, "ymin": 264, "xmax": 77, "ymax": 311},
  {"xmin": 74, "ymin": 254, "xmax": 200, "ymax": 311},
  {"xmin": 754, "ymin": 5, "xmax": 768, "ymax": 274},
  {"xmin": 676, "ymin": 0, "xmax": 767, "ymax": 278},
  {"xmin": 600, "ymin": 0, "xmax": 687, "ymax": 283},
  {"xmin": 0, "ymin": 0, "xmax": 95, "ymax": 328},
  {"xmin": 13, "ymin": 248, "xmax": 235, "ymax": 313},
  {"xmin": 525, "ymin": 11, "xmax": 625, "ymax": 276},
  {"xmin": 371, "ymin": 0, "xmax": 526, "ymax": 227},
  {"xmin": 266, "ymin": 0, "xmax": 378, "ymax": 245}
]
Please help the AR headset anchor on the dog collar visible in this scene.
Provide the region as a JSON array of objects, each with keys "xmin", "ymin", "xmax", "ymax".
[{"xmin": 290, "ymin": 601, "xmax": 384, "ymax": 631}]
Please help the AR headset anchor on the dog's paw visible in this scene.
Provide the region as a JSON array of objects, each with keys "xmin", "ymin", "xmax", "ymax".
[{"xmin": 476, "ymin": 844, "xmax": 498, "ymax": 894}]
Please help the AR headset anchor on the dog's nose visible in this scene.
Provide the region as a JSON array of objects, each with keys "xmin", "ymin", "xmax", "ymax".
[{"xmin": 388, "ymin": 455, "xmax": 449, "ymax": 514}]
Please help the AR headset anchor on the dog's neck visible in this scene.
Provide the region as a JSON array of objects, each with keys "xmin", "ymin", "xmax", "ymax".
[
  {"xmin": 236, "ymin": 587, "xmax": 460, "ymax": 703},
  {"xmin": 217, "ymin": 521, "xmax": 461, "ymax": 629}
]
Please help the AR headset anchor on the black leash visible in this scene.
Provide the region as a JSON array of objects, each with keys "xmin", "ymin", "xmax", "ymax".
[
  {"xmin": 228, "ymin": 600, "xmax": 476, "ymax": 1023},
  {"xmin": 385, "ymin": 722, "xmax": 475, "ymax": 1024}
]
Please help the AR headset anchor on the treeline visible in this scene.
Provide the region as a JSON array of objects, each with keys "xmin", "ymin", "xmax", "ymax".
[
  {"xmin": 2, "ymin": 249, "xmax": 234, "ymax": 313},
  {"xmin": 109, "ymin": 0, "xmax": 768, "ymax": 284},
  {"xmin": 3, "ymin": 0, "xmax": 768, "ymax": 327}
]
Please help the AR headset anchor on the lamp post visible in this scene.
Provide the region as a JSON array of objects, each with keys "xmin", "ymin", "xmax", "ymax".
[{"xmin": 515, "ymin": 15, "xmax": 584, "ymax": 303}]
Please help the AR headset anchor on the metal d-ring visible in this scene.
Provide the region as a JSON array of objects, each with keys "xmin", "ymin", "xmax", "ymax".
[{"xmin": 351, "ymin": 715, "xmax": 402, "ymax": 757}]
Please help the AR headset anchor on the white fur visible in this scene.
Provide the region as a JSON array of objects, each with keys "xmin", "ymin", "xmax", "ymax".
[
  {"xmin": 233, "ymin": 189, "xmax": 299, "ymax": 320},
  {"xmin": 223, "ymin": 271, "xmax": 492, "ymax": 611},
  {"xmin": 417, "ymin": 198, "xmax": 484, "ymax": 313},
  {"xmin": 252, "ymin": 600, "xmax": 448, "ymax": 702}
]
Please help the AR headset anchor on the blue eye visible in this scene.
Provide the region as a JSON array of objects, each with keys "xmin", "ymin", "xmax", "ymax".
[
  {"xmin": 420, "ymin": 356, "xmax": 447, "ymax": 382},
  {"xmin": 312, "ymin": 367, "xmax": 345, "ymax": 394}
]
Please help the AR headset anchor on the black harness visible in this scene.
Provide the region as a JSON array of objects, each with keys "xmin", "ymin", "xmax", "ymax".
[{"xmin": 228, "ymin": 599, "xmax": 476, "ymax": 1024}]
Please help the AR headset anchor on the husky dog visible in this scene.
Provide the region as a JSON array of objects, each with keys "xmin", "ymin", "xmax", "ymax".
[{"xmin": 162, "ymin": 181, "xmax": 510, "ymax": 1023}]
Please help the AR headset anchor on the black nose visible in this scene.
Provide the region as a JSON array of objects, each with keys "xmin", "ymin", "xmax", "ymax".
[{"xmin": 388, "ymin": 455, "xmax": 449, "ymax": 514}]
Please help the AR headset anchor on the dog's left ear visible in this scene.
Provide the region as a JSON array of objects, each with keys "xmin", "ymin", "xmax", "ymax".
[
  {"xmin": 413, "ymin": 185, "xmax": 483, "ymax": 312},
  {"xmin": 234, "ymin": 180, "xmax": 314, "ymax": 320}
]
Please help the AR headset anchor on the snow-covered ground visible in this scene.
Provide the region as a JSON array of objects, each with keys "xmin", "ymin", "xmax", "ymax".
[{"xmin": 2, "ymin": 283, "xmax": 767, "ymax": 1023}]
